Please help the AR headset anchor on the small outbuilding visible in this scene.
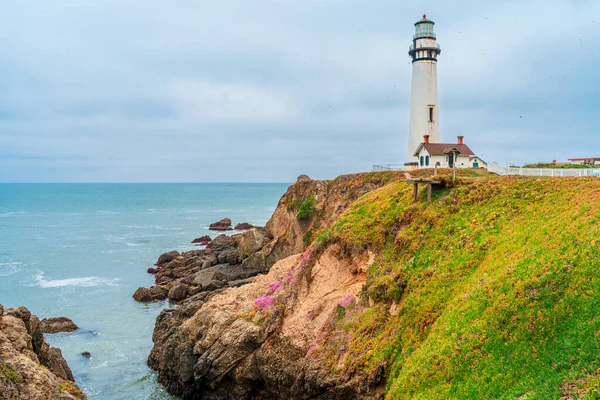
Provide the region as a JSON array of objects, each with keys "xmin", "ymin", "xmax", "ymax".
[
  {"xmin": 568, "ymin": 157, "xmax": 600, "ymax": 165},
  {"xmin": 469, "ymin": 156, "xmax": 488, "ymax": 169},
  {"xmin": 413, "ymin": 135, "xmax": 475, "ymax": 169}
]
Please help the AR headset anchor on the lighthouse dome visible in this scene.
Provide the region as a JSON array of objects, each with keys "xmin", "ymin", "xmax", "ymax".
[{"xmin": 414, "ymin": 15, "xmax": 436, "ymax": 39}]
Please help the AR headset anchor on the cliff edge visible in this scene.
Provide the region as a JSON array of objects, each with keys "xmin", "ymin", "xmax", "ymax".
[{"xmin": 148, "ymin": 169, "xmax": 600, "ymax": 399}]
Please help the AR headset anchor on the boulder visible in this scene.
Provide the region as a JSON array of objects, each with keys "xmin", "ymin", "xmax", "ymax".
[
  {"xmin": 81, "ymin": 351, "xmax": 91, "ymax": 358},
  {"xmin": 192, "ymin": 235, "xmax": 212, "ymax": 245},
  {"xmin": 39, "ymin": 317, "xmax": 79, "ymax": 334},
  {"xmin": 297, "ymin": 174, "xmax": 312, "ymax": 182},
  {"xmin": 209, "ymin": 218, "xmax": 233, "ymax": 231},
  {"xmin": 206, "ymin": 234, "xmax": 235, "ymax": 250},
  {"xmin": 237, "ymin": 228, "xmax": 266, "ymax": 259},
  {"xmin": 147, "ymin": 267, "xmax": 159, "ymax": 274},
  {"xmin": 156, "ymin": 250, "xmax": 180, "ymax": 266},
  {"xmin": 133, "ymin": 286, "xmax": 168, "ymax": 302},
  {"xmin": 234, "ymin": 222, "xmax": 254, "ymax": 230},
  {"xmin": 226, "ymin": 249, "xmax": 240, "ymax": 265},
  {"xmin": 5, "ymin": 306, "xmax": 31, "ymax": 323},
  {"xmin": 168, "ymin": 284, "xmax": 189, "ymax": 302}
]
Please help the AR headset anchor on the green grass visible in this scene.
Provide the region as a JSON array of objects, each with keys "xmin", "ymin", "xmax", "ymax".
[
  {"xmin": 0, "ymin": 361, "xmax": 22, "ymax": 383},
  {"xmin": 296, "ymin": 196, "xmax": 316, "ymax": 220},
  {"xmin": 314, "ymin": 175, "xmax": 600, "ymax": 399},
  {"xmin": 524, "ymin": 163, "xmax": 592, "ymax": 169},
  {"xmin": 59, "ymin": 380, "xmax": 87, "ymax": 399}
]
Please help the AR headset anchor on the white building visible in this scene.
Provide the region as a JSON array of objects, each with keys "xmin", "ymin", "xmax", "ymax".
[
  {"xmin": 468, "ymin": 156, "xmax": 488, "ymax": 169},
  {"xmin": 413, "ymin": 135, "xmax": 475, "ymax": 169},
  {"xmin": 406, "ymin": 15, "xmax": 441, "ymax": 165},
  {"xmin": 568, "ymin": 157, "xmax": 600, "ymax": 165}
]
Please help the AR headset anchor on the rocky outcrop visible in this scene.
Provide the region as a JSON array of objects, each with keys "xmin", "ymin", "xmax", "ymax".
[
  {"xmin": 0, "ymin": 305, "xmax": 86, "ymax": 400},
  {"xmin": 156, "ymin": 251, "xmax": 180, "ymax": 266},
  {"xmin": 145, "ymin": 172, "xmax": 408, "ymax": 399},
  {"xmin": 234, "ymin": 222, "xmax": 254, "ymax": 230},
  {"xmin": 148, "ymin": 244, "xmax": 381, "ymax": 399},
  {"xmin": 133, "ymin": 230, "xmax": 269, "ymax": 304},
  {"xmin": 136, "ymin": 173, "xmax": 402, "ymax": 306},
  {"xmin": 209, "ymin": 218, "xmax": 233, "ymax": 231},
  {"xmin": 297, "ymin": 174, "xmax": 312, "ymax": 182},
  {"xmin": 39, "ymin": 317, "xmax": 78, "ymax": 334},
  {"xmin": 133, "ymin": 286, "xmax": 168, "ymax": 302},
  {"xmin": 191, "ymin": 235, "xmax": 211, "ymax": 246}
]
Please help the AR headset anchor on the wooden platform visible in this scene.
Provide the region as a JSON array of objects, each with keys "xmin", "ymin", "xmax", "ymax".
[{"xmin": 407, "ymin": 178, "xmax": 443, "ymax": 203}]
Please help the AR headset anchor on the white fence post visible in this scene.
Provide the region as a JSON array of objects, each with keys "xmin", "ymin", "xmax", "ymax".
[{"xmin": 502, "ymin": 168, "xmax": 600, "ymax": 178}]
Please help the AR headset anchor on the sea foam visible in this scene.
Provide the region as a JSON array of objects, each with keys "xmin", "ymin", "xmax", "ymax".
[{"xmin": 34, "ymin": 273, "xmax": 120, "ymax": 288}]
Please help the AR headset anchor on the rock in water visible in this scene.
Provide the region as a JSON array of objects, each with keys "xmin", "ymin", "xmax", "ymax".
[
  {"xmin": 133, "ymin": 286, "xmax": 168, "ymax": 302},
  {"xmin": 39, "ymin": 317, "xmax": 79, "ymax": 334},
  {"xmin": 208, "ymin": 218, "xmax": 233, "ymax": 231},
  {"xmin": 191, "ymin": 235, "xmax": 211, "ymax": 245},
  {"xmin": 81, "ymin": 352, "xmax": 91, "ymax": 358},
  {"xmin": 234, "ymin": 222, "xmax": 254, "ymax": 230},
  {"xmin": 156, "ymin": 250, "xmax": 180, "ymax": 266}
]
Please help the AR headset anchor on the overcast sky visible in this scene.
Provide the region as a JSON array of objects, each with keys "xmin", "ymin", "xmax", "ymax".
[{"xmin": 1, "ymin": 0, "xmax": 598, "ymax": 182}]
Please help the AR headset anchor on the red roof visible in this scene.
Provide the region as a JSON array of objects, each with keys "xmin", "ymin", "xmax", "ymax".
[{"xmin": 414, "ymin": 143, "xmax": 475, "ymax": 157}]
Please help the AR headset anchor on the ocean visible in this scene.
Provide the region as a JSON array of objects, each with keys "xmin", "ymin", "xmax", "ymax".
[{"xmin": 0, "ymin": 183, "xmax": 288, "ymax": 399}]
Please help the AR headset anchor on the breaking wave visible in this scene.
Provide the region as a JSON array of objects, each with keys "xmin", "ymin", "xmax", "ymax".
[{"xmin": 34, "ymin": 272, "xmax": 120, "ymax": 288}]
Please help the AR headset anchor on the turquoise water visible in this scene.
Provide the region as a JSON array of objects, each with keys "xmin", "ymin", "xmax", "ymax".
[{"xmin": 0, "ymin": 183, "xmax": 288, "ymax": 399}]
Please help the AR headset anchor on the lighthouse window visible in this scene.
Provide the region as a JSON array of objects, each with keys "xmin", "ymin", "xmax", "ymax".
[
  {"xmin": 425, "ymin": 156, "xmax": 430, "ymax": 166},
  {"xmin": 428, "ymin": 106, "xmax": 434, "ymax": 123},
  {"xmin": 420, "ymin": 156, "xmax": 424, "ymax": 166}
]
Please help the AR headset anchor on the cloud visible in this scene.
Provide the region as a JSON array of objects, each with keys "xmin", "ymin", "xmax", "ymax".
[{"xmin": 0, "ymin": 0, "xmax": 599, "ymax": 181}]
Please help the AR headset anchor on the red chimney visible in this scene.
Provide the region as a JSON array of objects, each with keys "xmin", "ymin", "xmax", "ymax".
[
  {"xmin": 423, "ymin": 134, "xmax": 430, "ymax": 144},
  {"xmin": 457, "ymin": 135, "xmax": 464, "ymax": 145}
]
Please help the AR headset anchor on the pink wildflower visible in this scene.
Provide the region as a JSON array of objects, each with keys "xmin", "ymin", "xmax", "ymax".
[
  {"xmin": 340, "ymin": 295, "xmax": 353, "ymax": 308},
  {"xmin": 255, "ymin": 296, "xmax": 273, "ymax": 311},
  {"xmin": 300, "ymin": 247, "xmax": 312, "ymax": 262},
  {"xmin": 285, "ymin": 266, "xmax": 296, "ymax": 285},
  {"xmin": 306, "ymin": 345, "xmax": 320, "ymax": 358},
  {"xmin": 268, "ymin": 280, "xmax": 282, "ymax": 294}
]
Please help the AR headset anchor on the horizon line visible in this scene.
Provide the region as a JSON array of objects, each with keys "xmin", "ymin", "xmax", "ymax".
[{"xmin": 0, "ymin": 181, "xmax": 294, "ymax": 184}]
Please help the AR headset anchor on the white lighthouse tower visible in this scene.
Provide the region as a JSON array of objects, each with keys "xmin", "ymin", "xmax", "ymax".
[{"xmin": 407, "ymin": 14, "xmax": 441, "ymax": 164}]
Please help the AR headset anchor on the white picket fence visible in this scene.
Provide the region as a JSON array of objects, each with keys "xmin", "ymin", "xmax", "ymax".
[{"xmin": 488, "ymin": 162, "xmax": 600, "ymax": 177}]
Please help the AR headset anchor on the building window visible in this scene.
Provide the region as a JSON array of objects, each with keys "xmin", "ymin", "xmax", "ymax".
[
  {"xmin": 428, "ymin": 106, "xmax": 434, "ymax": 123},
  {"xmin": 420, "ymin": 156, "xmax": 424, "ymax": 166},
  {"xmin": 425, "ymin": 156, "xmax": 430, "ymax": 166}
]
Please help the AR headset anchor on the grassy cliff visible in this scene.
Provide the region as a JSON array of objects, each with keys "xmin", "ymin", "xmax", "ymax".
[{"xmin": 314, "ymin": 172, "xmax": 600, "ymax": 399}]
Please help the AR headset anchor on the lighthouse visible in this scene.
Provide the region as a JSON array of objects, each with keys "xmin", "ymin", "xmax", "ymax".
[{"xmin": 407, "ymin": 14, "xmax": 441, "ymax": 164}]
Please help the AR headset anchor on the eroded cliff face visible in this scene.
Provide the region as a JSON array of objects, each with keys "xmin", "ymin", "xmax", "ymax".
[
  {"xmin": 149, "ymin": 244, "xmax": 380, "ymax": 400},
  {"xmin": 0, "ymin": 305, "xmax": 86, "ymax": 400},
  {"xmin": 147, "ymin": 173, "xmax": 404, "ymax": 399}
]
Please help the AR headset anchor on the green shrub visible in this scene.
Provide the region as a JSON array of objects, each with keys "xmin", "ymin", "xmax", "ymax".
[
  {"xmin": 287, "ymin": 197, "xmax": 303, "ymax": 211},
  {"xmin": 0, "ymin": 362, "xmax": 22, "ymax": 383},
  {"xmin": 296, "ymin": 196, "xmax": 316, "ymax": 221}
]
